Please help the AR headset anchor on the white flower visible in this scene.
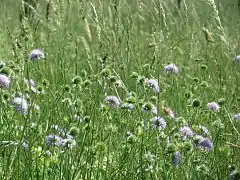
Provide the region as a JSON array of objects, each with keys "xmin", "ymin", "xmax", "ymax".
[
  {"xmin": 233, "ymin": 113, "xmax": 240, "ymax": 121},
  {"xmin": 0, "ymin": 74, "xmax": 10, "ymax": 88},
  {"xmin": 12, "ymin": 97, "xmax": 28, "ymax": 115},
  {"xmin": 151, "ymin": 116, "xmax": 167, "ymax": 130},
  {"xmin": 207, "ymin": 102, "xmax": 220, "ymax": 111},
  {"xmin": 29, "ymin": 49, "xmax": 45, "ymax": 60},
  {"xmin": 145, "ymin": 79, "xmax": 159, "ymax": 93},
  {"xmin": 152, "ymin": 106, "xmax": 158, "ymax": 115},
  {"xmin": 234, "ymin": 55, "xmax": 240, "ymax": 62},
  {"xmin": 164, "ymin": 64, "xmax": 179, "ymax": 73},
  {"xmin": 105, "ymin": 95, "xmax": 121, "ymax": 108}
]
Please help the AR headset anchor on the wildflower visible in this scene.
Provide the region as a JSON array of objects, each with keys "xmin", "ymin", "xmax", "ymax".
[
  {"xmin": 207, "ymin": 102, "xmax": 220, "ymax": 111},
  {"xmin": 179, "ymin": 126, "xmax": 194, "ymax": 140},
  {"xmin": 45, "ymin": 134, "xmax": 63, "ymax": 146},
  {"xmin": 0, "ymin": 74, "xmax": 10, "ymax": 88},
  {"xmin": 145, "ymin": 79, "xmax": 159, "ymax": 93},
  {"xmin": 198, "ymin": 137, "xmax": 213, "ymax": 151},
  {"xmin": 12, "ymin": 97, "xmax": 28, "ymax": 115},
  {"xmin": 21, "ymin": 141, "xmax": 29, "ymax": 149},
  {"xmin": 29, "ymin": 49, "xmax": 45, "ymax": 60},
  {"xmin": 105, "ymin": 95, "xmax": 121, "ymax": 108},
  {"xmin": 121, "ymin": 103, "xmax": 134, "ymax": 110},
  {"xmin": 151, "ymin": 116, "xmax": 167, "ymax": 130},
  {"xmin": 234, "ymin": 55, "xmax": 240, "ymax": 62},
  {"xmin": 164, "ymin": 63, "xmax": 179, "ymax": 73},
  {"xmin": 172, "ymin": 151, "xmax": 181, "ymax": 166},
  {"xmin": 233, "ymin": 113, "xmax": 240, "ymax": 121},
  {"xmin": 127, "ymin": 131, "xmax": 132, "ymax": 136}
]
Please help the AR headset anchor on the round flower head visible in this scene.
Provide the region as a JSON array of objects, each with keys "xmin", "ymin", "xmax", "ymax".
[
  {"xmin": 0, "ymin": 74, "xmax": 10, "ymax": 88},
  {"xmin": 164, "ymin": 64, "xmax": 179, "ymax": 73},
  {"xmin": 207, "ymin": 102, "xmax": 220, "ymax": 111},
  {"xmin": 198, "ymin": 137, "xmax": 213, "ymax": 151},
  {"xmin": 233, "ymin": 113, "xmax": 240, "ymax": 121},
  {"xmin": 29, "ymin": 49, "xmax": 45, "ymax": 61},
  {"xmin": 105, "ymin": 95, "xmax": 121, "ymax": 108},
  {"xmin": 179, "ymin": 126, "xmax": 194, "ymax": 140},
  {"xmin": 12, "ymin": 96, "xmax": 28, "ymax": 115},
  {"xmin": 151, "ymin": 116, "xmax": 167, "ymax": 130},
  {"xmin": 45, "ymin": 134, "xmax": 63, "ymax": 147},
  {"xmin": 145, "ymin": 79, "xmax": 159, "ymax": 93}
]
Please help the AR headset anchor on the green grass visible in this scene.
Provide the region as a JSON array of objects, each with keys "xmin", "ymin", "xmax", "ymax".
[{"xmin": 0, "ymin": 0, "xmax": 240, "ymax": 179}]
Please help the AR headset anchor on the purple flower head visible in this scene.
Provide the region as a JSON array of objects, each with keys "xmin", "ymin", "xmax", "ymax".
[
  {"xmin": 207, "ymin": 102, "xmax": 220, "ymax": 111},
  {"xmin": 12, "ymin": 96, "xmax": 28, "ymax": 115},
  {"xmin": 45, "ymin": 134, "xmax": 63, "ymax": 147},
  {"xmin": 164, "ymin": 64, "xmax": 179, "ymax": 73},
  {"xmin": 198, "ymin": 137, "xmax": 213, "ymax": 151},
  {"xmin": 151, "ymin": 116, "xmax": 167, "ymax": 130},
  {"xmin": 179, "ymin": 126, "xmax": 194, "ymax": 140},
  {"xmin": 0, "ymin": 74, "xmax": 10, "ymax": 88},
  {"xmin": 145, "ymin": 79, "xmax": 159, "ymax": 93},
  {"xmin": 105, "ymin": 95, "xmax": 121, "ymax": 108},
  {"xmin": 233, "ymin": 113, "xmax": 240, "ymax": 121},
  {"xmin": 172, "ymin": 151, "xmax": 181, "ymax": 166},
  {"xmin": 29, "ymin": 49, "xmax": 45, "ymax": 61}
]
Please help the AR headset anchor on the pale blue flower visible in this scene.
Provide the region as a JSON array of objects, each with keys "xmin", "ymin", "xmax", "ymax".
[
  {"xmin": 151, "ymin": 116, "xmax": 167, "ymax": 130},
  {"xmin": 207, "ymin": 102, "xmax": 220, "ymax": 111},
  {"xmin": 12, "ymin": 96, "xmax": 28, "ymax": 115},
  {"xmin": 172, "ymin": 151, "xmax": 181, "ymax": 166},
  {"xmin": 179, "ymin": 126, "xmax": 194, "ymax": 140},
  {"xmin": 145, "ymin": 79, "xmax": 159, "ymax": 93},
  {"xmin": 0, "ymin": 74, "xmax": 10, "ymax": 88},
  {"xmin": 29, "ymin": 49, "xmax": 45, "ymax": 60},
  {"xmin": 233, "ymin": 113, "xmax": 240, "ymax": 121},
  {"xmin": 164, "ymin": 64, "xmax": 179, "ymax": 73},
  {"xmin": 105, "ymin": 95, "xmax": 121, "ymax": 108}
]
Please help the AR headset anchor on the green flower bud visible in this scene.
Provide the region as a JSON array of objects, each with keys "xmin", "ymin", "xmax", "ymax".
[{"xmin": 69, "ymin": 127, "xmax": 80, "ymax": 137}]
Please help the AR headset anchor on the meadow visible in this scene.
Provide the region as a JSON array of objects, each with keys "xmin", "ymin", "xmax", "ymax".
[{"xmin": 0, "ymin": 0, "xmax": 240, "ymax": 179}]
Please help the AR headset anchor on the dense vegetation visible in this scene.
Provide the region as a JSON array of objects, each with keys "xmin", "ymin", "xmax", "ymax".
[{"xmin": 0, "ymin": 0, "xmax": 240, "ymax": 179}]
